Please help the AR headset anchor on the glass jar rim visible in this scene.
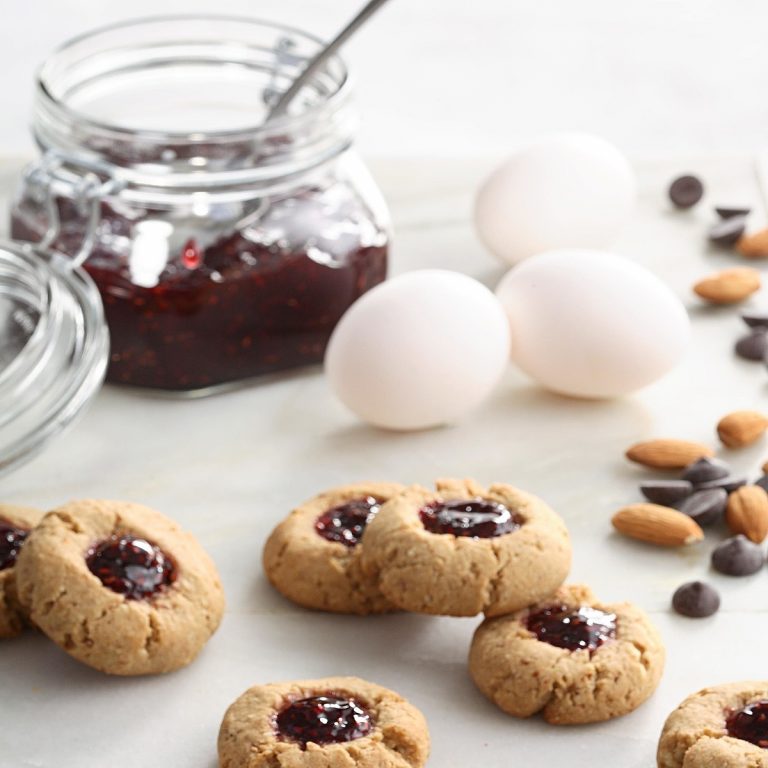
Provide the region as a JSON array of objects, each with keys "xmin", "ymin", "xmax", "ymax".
[
  {"xmin": 32, "ymin": 15, "xmax": 358, "ymax": 192},
  {"xmin": 36, "ymin": 14, "xmax": 352, "ymax": 144}
]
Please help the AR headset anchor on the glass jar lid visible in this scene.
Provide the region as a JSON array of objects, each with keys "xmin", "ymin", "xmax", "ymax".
[{"xmin": 0, "ymin": 240, "xmax": 108, "ymax": 476}]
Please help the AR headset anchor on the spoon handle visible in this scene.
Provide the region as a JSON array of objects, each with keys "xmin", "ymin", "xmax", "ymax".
[{"xmin": 268, "ymin": 0, "xmax": 393, "ymax": 119}]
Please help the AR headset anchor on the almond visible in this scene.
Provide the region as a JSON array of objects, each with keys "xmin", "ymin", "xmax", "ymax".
[
  {"xmin": 625, "ymin": 439, "xmax": 714, "ymax": 469},
  {"xmin": 737, "ymin": 228, "xmax": 768, "ymax": 259},
  {"xmin": 762, "ymin": 459, "xmax": 768, "ymax": 474},
  {"xmin": 693, "ymin": 267, "xmax": 761, "ymax": 304},
  {"xmin": 726, "ymin": 485, "xmax": 768, "ymax": 543},
  {"xmin": 612, "ymin": 503, "xmax": 704, "ymax": 547},
  {"xmin": 717, "ymin": 410, "xmax": 768, "ymax": 448}
]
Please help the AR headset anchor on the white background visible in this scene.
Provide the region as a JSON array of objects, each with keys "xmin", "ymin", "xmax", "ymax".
[{"xmin": 2, "ymin": 0, "xmax": 768, "ymax": 158}]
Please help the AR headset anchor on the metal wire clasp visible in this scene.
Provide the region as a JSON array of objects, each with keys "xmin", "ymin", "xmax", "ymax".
[{"xmin": 22, "ymin": 150, "xmax": 125, "ymax": 269}]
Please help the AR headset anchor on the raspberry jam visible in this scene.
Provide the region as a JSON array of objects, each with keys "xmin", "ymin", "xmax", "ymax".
[
  {"xmin": 11, "ymin": 189, "xmax": 387, "ymax": 393},
  {"xmin": 86, "ymin": 535, "xmax": 176, "ymax": 599},
  {"xmin": 726, "ymin": 701, "xmax": 768, "ymax": 748},
  {"xmin": 0, "ymin": 522, "xmax": 29, "ymax": 571},
  {"xmin": 315, "ymin": 497, "xmax": 381, "ymax": 548},
  {"xmin": 526, "ymin": 604, "xmax": 617, "ymax": 652},
  {"xmin": 419, "ymin": 498, "xmax": 522, "ymax": 539},
  {"xmin": 276, "ymin": 695, "xmax": 373, "ymax": 747}
]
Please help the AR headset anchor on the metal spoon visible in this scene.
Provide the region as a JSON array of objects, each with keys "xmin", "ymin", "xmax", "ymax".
[{"xmin": 267, "ymin": 0, "xmax": 393, "ymax": 120}]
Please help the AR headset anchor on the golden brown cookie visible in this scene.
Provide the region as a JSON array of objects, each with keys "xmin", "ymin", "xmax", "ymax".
[
  {"xmin": 263, "ymin": 483, "xmax": 403, "ymax": 614},
  {"xmin": 218, "ymin": 676, "xmax": 430, "ymax": 768},
  {"xmin": 0, "ymin": 504, "xmax": 43, "ymax": 639},
  {"xmin": 15, "ymin": 499, "xmax": 225, "ymax": 675},
  {"xmin": 469, "ymin": 584, "xmax": 665, "ymax": 724},
  {"xmin": 658, "ymin": 682, "xmax": 768, "ymax": 767},
  {"xmin": 361, "ymin": 478, "xmax": 571, "ymax": 617}
]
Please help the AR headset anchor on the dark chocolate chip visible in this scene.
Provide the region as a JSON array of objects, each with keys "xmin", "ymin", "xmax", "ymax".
[
  {"xmin": 669, "ymin": 175, "xmax": 704, "ymax": 209},
  {"xmin": 709, "ymin": 215, "xmax": 747, "ymax": 247},
  {"xmin": 711, "ymin": 535, "xmax": 765, "ymax": 576},
  {"xmin": 755, "ymin": 475, "xmax": 768, "ymax": 493},
  {"xmin": 695, "ymin": 475, "xmax": 747, "ymax": 493},
  {"xmin": 735, "ymin": 330, "xmax": 768, "ymax": 362},
  {"xmin": 677, "ymin": 488, "xmax": 728, "ymax": 526},
  {"xmin": 672, "ymin": 581, "xmax": 721, "ymax": 618},
  {"xmin": 716, "ymin": 206, "xmax": 751, "ymax": 219},
  {"xmin": 741, "ymin": 312, "xmax": 768, "ymax": 329},
  {"xmin": 639, "ymin": 480, "xmax": 693, "ymax": 506},
  {"xmin": 681, "ymin": 457, "xmax": 730, "ymax": 485}
]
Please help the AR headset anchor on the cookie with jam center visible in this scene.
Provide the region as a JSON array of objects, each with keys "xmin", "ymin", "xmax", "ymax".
[
  {"xmin": 469, "ymin": 583, "xmax": 665, "ymax": 724},
  {"xmin": 0, "ymin": 504, "xmax": 43, "ymax": 639},
  {"xmin": 262, "ymin": 482, "xmax": 403, "ymax": 614},
  {"xmin": 218, "ymin": 676, "xmax": 430, "ymax": 768},
  {"xmin": 361, "ymin": 478, "xmax": 572, "ymax": 617},
  {"xmin": 15, "ymin": 499, "xmax": 225, "ymax": 675},
  {"xmin": 658, "ymin": 682, "xmax": 768, "ymax": 767}
]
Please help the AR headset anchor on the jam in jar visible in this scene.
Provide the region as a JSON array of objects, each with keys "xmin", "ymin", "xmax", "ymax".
[{"xmin": 11, "ymin": 17, "xmax": 389, "ymax": 393}]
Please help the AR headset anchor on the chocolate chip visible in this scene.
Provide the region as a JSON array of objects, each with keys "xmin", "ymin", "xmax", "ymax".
[
  {"xmin": 681, "ymin": 457, "xmax": 730, "ymax": 485},
  {"xmin": 695, "ymin": 475, "xmax": 747, "ymax": 493},
  {"xmin": 709, "ymin": 215, "xmax": 747, "ymax": 247},
  {"xmin": 741, "ymin": 312, "xmax": 768, "ymax": 329},
  {"xmin": 716, "ymin": 206, "xmax": 751, "ymax": 219},
  {"xmin": 756, "ymin": 475, "xmax": 768, "ymax": 493},
  {"xmin": 669, "ymin": 175, "xmax": 704, "ymax": 209},
  {"xmin": 735, "ymin": 330, "xmax": 768, "ymax": 362},
  {"xmin": 672, "ymin": 581, "xmax": 721, "ymax": 618},
  {"xmin": 711, "ymin": 535, "xmax": 765, "ymax": 576},
  {"xmin": 677, "ymin": 488, "xmax": 728, "ymax": 526},
  {"xmin": 639, "ymin": 480, "xmax": 693, "ymax": 506}
]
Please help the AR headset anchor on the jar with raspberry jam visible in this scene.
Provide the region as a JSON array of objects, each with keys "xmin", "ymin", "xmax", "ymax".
[{"xmin": 11, "ymin": 17, "xmax": 390, "ymax": 394}]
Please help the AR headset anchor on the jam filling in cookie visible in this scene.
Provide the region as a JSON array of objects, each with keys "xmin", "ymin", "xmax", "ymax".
[
  {"xmin": 0, "ymin": 522, "xmax": 29, "ymax": 570},
  {"xmin": 526, "ymin": 604, "xmax": 617, "ymax": 652},
  {"xmin": 419, "ymin": 498, "xmax": 522, "ymax": 539},
  {"xmin": 314, "ymin": 497, "xmax": 381, "ymax": 548},
  {"xmin": 726, "ymin": 700, "xmax": 768, "ymax": 748},
  {"xmin": 275, "ymin": 695, "xmax": 374, "ymax": 747},
  {"xmin": 86, "ymin": 535, "xmax": 177, "ymax": 600}
]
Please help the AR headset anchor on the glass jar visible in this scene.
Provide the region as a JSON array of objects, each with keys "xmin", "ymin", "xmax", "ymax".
[{"xmin": 10, "ymin": 16, "xmax": 390, "ymax": 394}]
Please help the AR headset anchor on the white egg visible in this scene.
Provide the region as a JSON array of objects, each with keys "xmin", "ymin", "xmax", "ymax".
[
  {"xmin": 496, "ymin": 249, "xmax": 690, "ymax": 398},
  {"xmin": 325, "ymin": 270, "xmax": 510, "ymax": 430},
  {"xmin": 475, "ymin": 133, "xmax": 636, "ymax": 265}
]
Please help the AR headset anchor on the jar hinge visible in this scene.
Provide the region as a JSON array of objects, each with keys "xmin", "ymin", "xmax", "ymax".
[{"xmin": 22, "ymin": 150, "xmax": 126, "ymax": 269}]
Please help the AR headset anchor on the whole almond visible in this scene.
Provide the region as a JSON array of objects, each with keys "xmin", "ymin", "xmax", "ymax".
[
  {"xmin": 612, "ymin": 503, "xmax": 704, "ymax": 547},
  {"xmin": 717, "ymin": 410, "xmax": 768, "ymax": 448},
  {"xmin": 726, "ymin": 485, "xmax": 768, "ymax": 543},
  {"xmin": 762, "ymin": 459, "xmax": 768, "ymax": 474},
  {"xmin": 693, "ymin": 267, "xmax": 761, "ymax": 304},
  {"xmin": 625, "ymin": 439, "xmax": 714, "ymax": 469},
  {"xmin": 737, "ymin": 228, "xmax": 768, "ymax": 259}
]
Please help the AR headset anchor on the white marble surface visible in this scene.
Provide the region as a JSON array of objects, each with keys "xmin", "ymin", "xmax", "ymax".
[
  {"xmin": 3, "ymin": 0, "xmax": 768, "ymax": 159},
  {"xmin": 2, "ymin": 154, "xmax": 768, "ymax": 766}
]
